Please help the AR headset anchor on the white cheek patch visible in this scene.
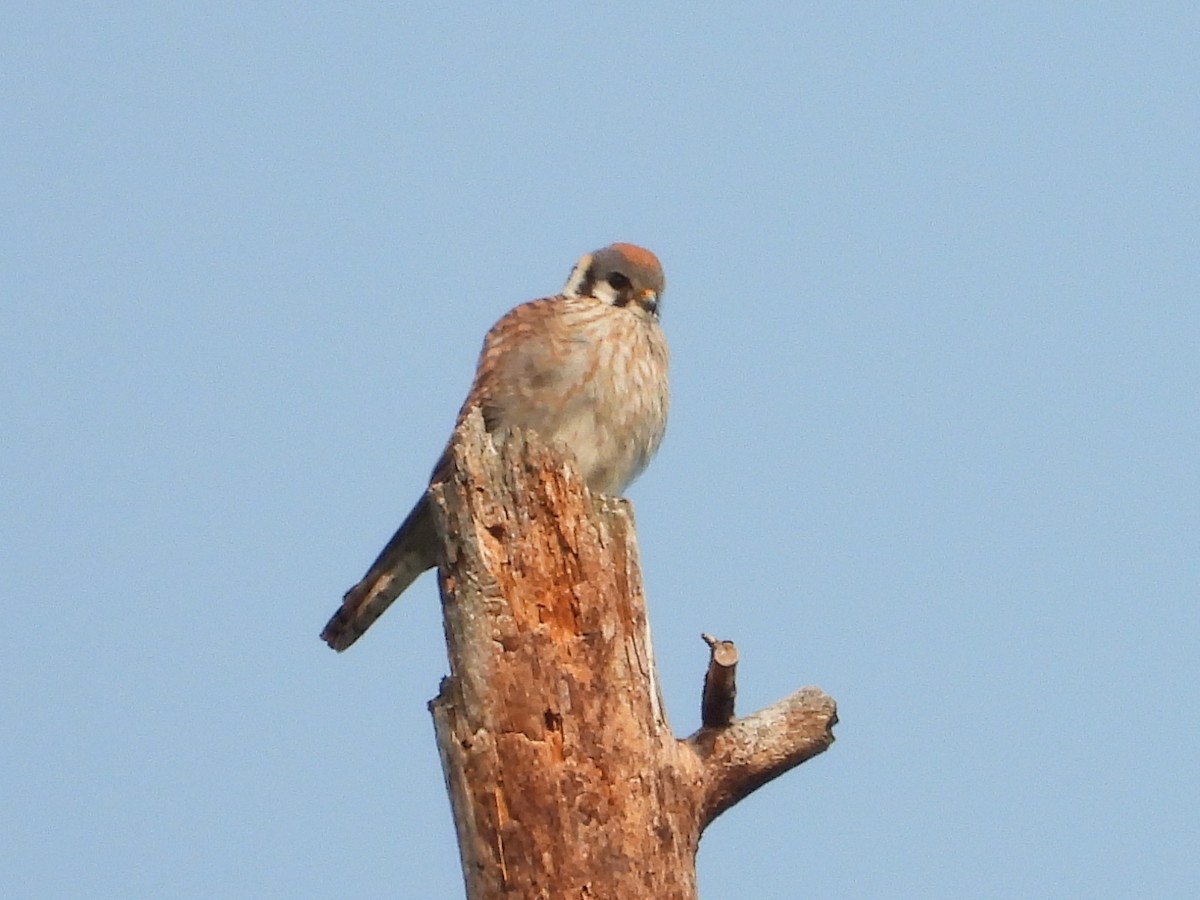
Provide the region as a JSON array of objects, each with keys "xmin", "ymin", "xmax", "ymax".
[{"xmin": 590, "ymin": 281, "xmax": 621, "ymax": 307}]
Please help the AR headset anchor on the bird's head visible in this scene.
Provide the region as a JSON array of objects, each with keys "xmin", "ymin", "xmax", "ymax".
[{"xmin": 563, "ymin": 243, "xmax": 664, "ymax": 318}]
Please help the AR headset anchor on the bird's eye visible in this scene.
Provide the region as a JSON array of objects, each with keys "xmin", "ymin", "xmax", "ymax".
[{"xmin": 607, "ymin": 272, "xmax": 632, "ymax": 291}]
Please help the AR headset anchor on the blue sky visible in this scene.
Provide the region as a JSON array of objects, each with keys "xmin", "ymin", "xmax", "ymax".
[{"xmin": 3, "ymin": 4, "xmax": 1197, "ymax": 898}]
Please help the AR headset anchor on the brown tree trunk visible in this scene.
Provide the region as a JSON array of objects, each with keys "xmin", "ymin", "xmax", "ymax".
[{"xmin": 428, "ymin": 411, "xmax": 837, "ymax": 899}]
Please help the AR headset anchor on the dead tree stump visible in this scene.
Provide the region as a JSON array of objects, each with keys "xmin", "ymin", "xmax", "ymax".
[{"xmin": 428, "ymin": 411, "xmax": 837, "ymax": 899}]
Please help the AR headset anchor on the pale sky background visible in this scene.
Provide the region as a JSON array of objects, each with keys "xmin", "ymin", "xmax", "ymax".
[{"xmin": 4, "ymin": 4, "xmax": 1198, "ymax": 898}]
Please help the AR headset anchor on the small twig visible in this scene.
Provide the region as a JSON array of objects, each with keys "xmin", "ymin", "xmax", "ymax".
[{"xmin": 700, "ymin": 633, "xmax": 739, "ymax": 728}]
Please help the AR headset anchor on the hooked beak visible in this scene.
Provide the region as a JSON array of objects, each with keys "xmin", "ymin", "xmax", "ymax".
[{"xmin": 638, "ymin": 288, "xmax": 660, "ymax": 316}]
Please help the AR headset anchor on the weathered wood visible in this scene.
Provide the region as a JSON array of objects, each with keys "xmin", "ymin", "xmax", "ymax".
[
  {"xmin": 686, "ymin": 687, "xmax": 839, "ymax": 830},
  {"xmin": 428, "ymin": 411, "xmax": 836, "ymax": 898},
  {"xmin": 700, "ymin": 633, "xmax": 739, "ymax": 728}
]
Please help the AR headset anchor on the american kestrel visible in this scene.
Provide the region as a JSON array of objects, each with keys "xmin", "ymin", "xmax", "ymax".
[{"xmin": 321, "ymin": 243, "xmax": 669, "ymax": 651}]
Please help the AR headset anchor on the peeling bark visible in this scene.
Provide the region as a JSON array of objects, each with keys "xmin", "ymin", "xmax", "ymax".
[{"xmin": 428, "ymin": 411, "xmax": 836, "ymax": 898}]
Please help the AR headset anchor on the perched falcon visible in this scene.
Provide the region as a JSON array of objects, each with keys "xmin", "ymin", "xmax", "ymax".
[{"xmin": 321, "ymin": 243, "xmax": 669, "ymax": 651}]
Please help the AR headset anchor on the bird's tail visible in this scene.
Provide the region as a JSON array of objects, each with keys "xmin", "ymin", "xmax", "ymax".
[{"xmin": 320, "ymin": 497, "xmax": 437, "ymax": 652}]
